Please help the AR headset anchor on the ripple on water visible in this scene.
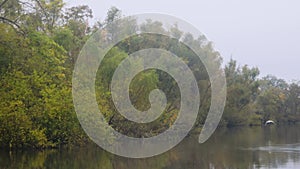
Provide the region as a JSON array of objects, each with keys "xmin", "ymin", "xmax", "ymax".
[{"xmin": 242, "ymin": 143, "xmax": 300, "ymax": 153}]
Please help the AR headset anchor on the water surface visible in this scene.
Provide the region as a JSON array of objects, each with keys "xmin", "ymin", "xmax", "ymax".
[{"xmin": 1, "ymin": 125, "xmax": 300, "ymax": 169}]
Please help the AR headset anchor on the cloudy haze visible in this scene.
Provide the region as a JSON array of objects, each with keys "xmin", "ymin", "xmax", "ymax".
[{"xmin": 66, "ymin": 0, "xmax": 300, "ymax": 81}]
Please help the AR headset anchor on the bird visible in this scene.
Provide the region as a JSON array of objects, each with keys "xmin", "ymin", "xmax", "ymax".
[{"xmin": 265, "ymin": 120, "xmax": 275, "ymax": 126}]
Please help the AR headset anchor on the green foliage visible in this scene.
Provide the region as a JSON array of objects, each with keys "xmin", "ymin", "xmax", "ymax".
[
  {"xmin": 223, "ymin": 60, "xmax": 300, "ymax": 126},
  {"xmin": 223, "ymin": 59, "xmax": 260, "ymax": 126},
  {"xmin": 0, "ymin": 24, "xmax": 86, "ymax": 148},
  {"xmin": 1, "ymin": 2, "xmax": 300, "ymax": 149}
]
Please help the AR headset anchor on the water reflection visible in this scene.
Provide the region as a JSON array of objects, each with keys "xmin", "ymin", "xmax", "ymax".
[{"xmin": 1, "ymin": 125, "xmax": 300, "ymax": 169}]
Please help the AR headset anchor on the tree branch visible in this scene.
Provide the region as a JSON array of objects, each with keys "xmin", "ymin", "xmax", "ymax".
[
  {"xmin": 0, "ymin": 0, "xmax": 9, "ymax": 9},
  {"xmin": 33, "ymin": 0, "xmax": 49, "ymax": 20},
  {"xmin": 0, "ymin": 16, "xmax": 25, "ymax": 35}
]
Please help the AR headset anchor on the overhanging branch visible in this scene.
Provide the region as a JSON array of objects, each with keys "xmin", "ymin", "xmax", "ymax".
[{"xmin": 0, "ymin": 16, "xmax": 25, "ymax": 34}]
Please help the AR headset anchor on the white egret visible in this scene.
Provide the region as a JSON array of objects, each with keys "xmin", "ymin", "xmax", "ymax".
[{"xmin": 265, "ymin": 120, "xmax": 275, "ymax": 126}]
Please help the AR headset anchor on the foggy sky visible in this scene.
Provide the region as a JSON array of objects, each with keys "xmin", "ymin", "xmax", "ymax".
[{"xmin": 66, "ymin": 0, "xmax": 300, "ymax": 82}]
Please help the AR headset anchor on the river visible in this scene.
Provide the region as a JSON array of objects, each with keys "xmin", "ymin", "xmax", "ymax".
[{"xmin": 1, "ymin": 125, "xmax": 300, "ymax": 169}]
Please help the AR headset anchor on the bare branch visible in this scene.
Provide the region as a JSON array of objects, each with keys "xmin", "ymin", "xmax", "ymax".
[{"xmin": 33, "ymin": 0, "xmax": 49, "ymax": 19}]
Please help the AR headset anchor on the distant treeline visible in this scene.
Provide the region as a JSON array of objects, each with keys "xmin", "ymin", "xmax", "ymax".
[{"xmin": 0, "ymin": 0, "xmax": 299, "ymax": 148}]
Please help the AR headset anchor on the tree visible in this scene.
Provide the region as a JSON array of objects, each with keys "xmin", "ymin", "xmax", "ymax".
[
  {"xmin": 223, "ymin": 59, "xmax": 260, "ymax": 126},
  {"xmin": 286, "ymin": 83, "xmax": 300, "ymax": 114}
]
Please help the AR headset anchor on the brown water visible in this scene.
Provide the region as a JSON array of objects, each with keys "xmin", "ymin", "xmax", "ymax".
[{"xmin": 1, "ymin": 125, "xmax": 300, "ymax": 169}]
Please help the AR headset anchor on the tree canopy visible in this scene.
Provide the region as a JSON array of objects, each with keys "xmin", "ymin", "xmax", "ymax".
[{"xmin": 1, "ymin": 1, "xmax": 300, "ymax": 148}]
